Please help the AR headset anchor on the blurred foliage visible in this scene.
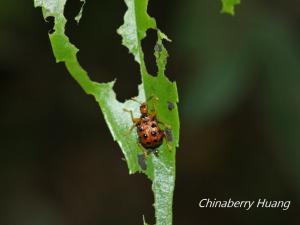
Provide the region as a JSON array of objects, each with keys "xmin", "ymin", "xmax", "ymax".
[
  {"xmin": 175, "ymin": 0, "xmax": 300, "ymax": 190},
  {"xmin": 221, "ymin": 0, "xmax": 240, "ymax": 15}
]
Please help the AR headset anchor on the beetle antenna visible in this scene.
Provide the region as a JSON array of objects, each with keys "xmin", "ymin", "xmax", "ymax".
[
  {"xmin": 147, "ymin": 95, "xmax": 159, "ymax": 102},
  {"xmin": 131, "ymin": 97, "xmax": 144, "ymax": 104}
]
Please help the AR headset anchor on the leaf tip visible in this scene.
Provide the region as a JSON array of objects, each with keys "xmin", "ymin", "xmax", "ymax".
[{"xmin": 221, "ymin": 0, "xmax": 240, "ymax": 16}]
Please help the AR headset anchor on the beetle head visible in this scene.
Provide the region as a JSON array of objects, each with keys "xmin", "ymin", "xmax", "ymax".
[{"xmin": 140, "ymin": 103, "xmax": 148, "ymax": 114}]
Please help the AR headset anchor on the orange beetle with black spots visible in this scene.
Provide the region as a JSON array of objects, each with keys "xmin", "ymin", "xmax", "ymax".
[{"xmin": 124, "ymin": 97, "xmax": 171, "ymax": 154}]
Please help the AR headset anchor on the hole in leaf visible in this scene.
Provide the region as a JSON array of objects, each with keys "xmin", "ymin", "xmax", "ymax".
[
  {"xmin": 112, "ymin": 58, "xmax": 140, "ymax": 102},
  {"xmin": 64, "ymin": 0, "xmax": 83, "ymax": 44},
  {"xmin": 46, "ymin": 16, "xmax": 54, "ymax": 34},
  {"xmin": 142, "ymin": 29, "xmax": 158, "ymax": 76},
  {"xmin": 148, "ymin": 0, "xmax": 168, "ymax": 32},
  {"xmin": 64, "ymin": 0, "xmax": 84, "ymax": 23},
  {"xmin": 64, "ymin": 0, "xmax": 140, "ymax": 102}
]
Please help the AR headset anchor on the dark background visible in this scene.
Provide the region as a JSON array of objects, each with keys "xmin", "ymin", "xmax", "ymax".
[{"xmin": 1, "ymin": 0, "xmax": 300, "ymax": 224}]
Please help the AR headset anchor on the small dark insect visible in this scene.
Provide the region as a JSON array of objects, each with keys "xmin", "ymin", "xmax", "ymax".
[
  {"xmin": 164, "ymin": 127, "xmax": 173, "ymax": 142},
  {"xmin": 167, "ymin": 101, "xmax": 175, "ymax": 111},
  {"xmin": 124, "ymin": 97, "xmax": 172, "ymax": 158},
  {"xmin": 138, "ymin": 153, "xmax": 147, "ymax": 170},
  {"xmin": 154, "ymin": 43, "xmax": 163, "ymax": 52}
]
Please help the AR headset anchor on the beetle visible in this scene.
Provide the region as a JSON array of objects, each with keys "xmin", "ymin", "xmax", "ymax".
[{"xmin": 124, "ymin": 96, "xmax": 171, "ymax": 157}]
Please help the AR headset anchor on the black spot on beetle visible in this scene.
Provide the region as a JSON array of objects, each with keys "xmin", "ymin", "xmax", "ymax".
[
  {"xmin": 167, "ymin": 101, "xmax": 175, "ymax": 110},
  {"xmin": 165, "ymin": 128, "xmax": 173, "ymax": 142},
  {"xmin": 151, "ymin": 123, "xmax": 157, "ymax": 128},
  {"xmin": 151, "ymin": 131, "xmax": 157, "ymax": 136},
  {"xmin": 143, "ymin": 134, "xmax": 148, "ymax": 139}
]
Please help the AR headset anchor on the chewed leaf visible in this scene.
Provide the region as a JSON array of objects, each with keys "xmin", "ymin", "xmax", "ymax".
[
  {"xmin": 35, "ymin": 0, "xmax": 180, "ymax": 225},
  {"xmin": 221, "ymin": 0, "xmax": 240, "ymax": 15},
  {"xmin": 94, "ymin": 83, "xmax": 146, "ymax": 173},
  {"xmin": 155, "ymin": 30, "xmax": 171, "ymax": 76},
  {"xmin": 117, "ymin": 0, "xmax": 156, "ymax": 64},
  {"xmin": 34, "ymin": 0, "xmax": 65, "ymax": 17},
  {"xmin": 118, "ymin": 1, "xmax": 179, "ymax": 224}
]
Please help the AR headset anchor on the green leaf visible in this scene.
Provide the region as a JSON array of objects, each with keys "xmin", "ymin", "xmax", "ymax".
[
  {"xmin": 117, "ymin": 0, "xmax": 156, "ymax": 66},
  {"xmin": 221, "ymin": 0, "xmax": 240, "ymax": 15},
  {"xmin": 118, "ymin": 1, "xmax": 179, "ymax": 223},
  {"xmin": 34, "ymin": 0, "xmax": 179, "ymax": 225}
]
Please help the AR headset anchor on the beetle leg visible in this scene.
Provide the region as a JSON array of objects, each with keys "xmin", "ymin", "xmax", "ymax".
[
  {"xmin": 149, "ymin": 110, "xmax": 157, "ymax": 120},
  {"xmin": 124, "ymin": 124, "xmax": 136, "ymax": 136},
  {"xmin": 123, "ymin": 108, "xmax": 140, "ymax": 124},
  {"xmin": 123, "ymin": 108, "xmax": 141, "ymax": 136},
  {"xmin": 149, "ymin": 96, "xmax": 159, "ymax": 120},
  {"xmin": 130, "ymin": 97, "xmax": 143, "ymax": 104}
]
